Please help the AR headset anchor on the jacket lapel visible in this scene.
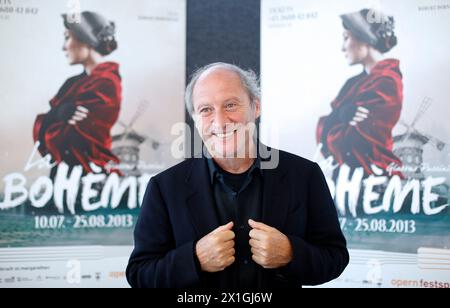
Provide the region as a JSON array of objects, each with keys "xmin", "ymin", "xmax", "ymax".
[
  {"xmin": 185, "ymin": 145, "xmax": 290, "ymax": 236},
  {"xmin": 185, "ymin": 158, "xmax": 220, "ymax": 238},
  {"xmin": 261, "ymin": 148, "xmax": 289, "ymax": 230}
]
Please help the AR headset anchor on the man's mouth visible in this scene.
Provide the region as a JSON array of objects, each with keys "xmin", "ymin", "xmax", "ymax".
[{"xmin": 212, "ymin": 129, "xmax": 237, "ymax": 139}]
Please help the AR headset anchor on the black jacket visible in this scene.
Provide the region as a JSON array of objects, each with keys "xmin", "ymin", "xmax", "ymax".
[{"xmin": 126, "ymin": 147, "xmax": 349, "ymax": 288}]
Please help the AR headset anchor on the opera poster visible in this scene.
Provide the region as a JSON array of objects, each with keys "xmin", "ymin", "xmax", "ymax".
[
  {"xmin": 0, "ymin": 0, "xmax": 186, "ymax": 287},
  {"xmin": 261, "ymin": 0, "xmax": 450, "ymax": 287}
]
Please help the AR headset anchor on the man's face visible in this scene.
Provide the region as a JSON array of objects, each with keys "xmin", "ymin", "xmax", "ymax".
[{"xmin": 192, "ymin": 68, "xmax": 260, "ymax": 158}]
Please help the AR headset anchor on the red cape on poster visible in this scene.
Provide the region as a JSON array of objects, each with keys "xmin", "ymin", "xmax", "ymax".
[
  {"xmin": 33, "ymin": 62, "xmax": 122, "ymax": 173},
  {"xmin": 317, "ymin": 59, "xmax": 403, "ymax": 175}
]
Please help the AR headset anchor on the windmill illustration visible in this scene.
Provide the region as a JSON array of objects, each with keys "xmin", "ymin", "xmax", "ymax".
[
  {"xmin": 112, "ymin": 100, "xmax": 160, "ymax": 177},
  {"xmin": 393, "ymin": 97, "xmax": 448, "ymax": 180}
]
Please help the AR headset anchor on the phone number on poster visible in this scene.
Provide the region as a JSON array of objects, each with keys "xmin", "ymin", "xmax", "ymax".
[{"xmin": 34, "ymin": 215, "xmax": 134, "ymax": 229}]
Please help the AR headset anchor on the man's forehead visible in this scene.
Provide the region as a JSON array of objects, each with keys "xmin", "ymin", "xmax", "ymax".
[
  {"xmin": 197, "ymin": 67, "xmax": 241, "ymax": 84},
  {"xmin": 193, "ymin": 69, "xmax": 244, "ymax": 97}
]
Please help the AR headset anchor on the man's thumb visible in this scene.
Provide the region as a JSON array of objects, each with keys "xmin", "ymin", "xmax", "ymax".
[{"xmin": 215, "ymin": 221, "xmax": 234, "ymax": 233}]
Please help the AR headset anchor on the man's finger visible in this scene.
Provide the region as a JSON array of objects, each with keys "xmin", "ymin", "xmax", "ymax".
[
  {"xmin": 248, "ymin": 219, "xmax": 272, "ymax": 231},
  {"xmin": 249, "ymin": 238, "xmax": 261, "ymax": 248},
  {"xmin": 252, "ymin": 254, "xmax": 264, "ymax": 267},
  {"xmin": 213, "ymin": 230, "xmax": 235, "ymax": 244},
  {"xmin": 225, "ymin": 248, "xmax": 235, "ymax": 257},
  {"xmin": 214, "ymin": 222, "xmax": 234, "ymax": 234},
  {"xmin": 349, "ymin": 121, "xmax": 357, "ymax": 126},
  {"xmin": 249, "ymin": 229, "xmax": 265, "ymax": 241},
  {"xmin": 225, "ymin": 256, "xmax": 235, "ymax": 267},
  {"xmin": 68, "ymin": 119, "xmax": 76, "ymax": 125},
  {"xmin": 223, "ymin": 240, "xmax": 235, "ymax": 250},
  {"xmin": 221, "ymin": 230, "xmax": 235, "ymax": 242},
  {"xmin": 251, "ymin": 246, "xmax": 264, "ymax": 257}
]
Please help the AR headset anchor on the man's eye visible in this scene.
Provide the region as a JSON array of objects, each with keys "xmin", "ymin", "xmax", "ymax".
[
  {"xmin": 200, "ymin": 108, "xmax": 211, "ymax": 113},
  {"xmin": 226, "ymin": 103, "xmax": 236, "ymax": 109}
]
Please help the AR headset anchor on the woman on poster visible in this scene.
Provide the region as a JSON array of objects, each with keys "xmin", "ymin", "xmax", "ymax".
[
  {"xmin": 317, "ymin": 9, "xmax": 403, "ymax": 177},
  {"xmin": 33, "ymin": 11, "xmax": 122, "ymax": 177}
]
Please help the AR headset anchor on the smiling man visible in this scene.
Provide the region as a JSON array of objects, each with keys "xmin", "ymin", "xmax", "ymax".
[{"xmin": 126, "ymin": 63, "xmax": 349, "ymax": 288}]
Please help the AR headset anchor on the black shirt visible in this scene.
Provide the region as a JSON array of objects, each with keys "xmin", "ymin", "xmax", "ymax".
[{"xmin": 206, "ymin": 157, "xmax": 263, "ymax": 288}]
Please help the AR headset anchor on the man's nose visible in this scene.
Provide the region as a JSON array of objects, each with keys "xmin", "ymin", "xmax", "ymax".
[{"xmin": 213, "ymin": 109, "xmax": 229, "ymax": 129}]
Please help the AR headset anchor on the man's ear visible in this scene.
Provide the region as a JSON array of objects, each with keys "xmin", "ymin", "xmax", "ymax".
[
  {"xmin": 192, "ymin": 113, "xmax": 201, "ymax": 129},
  {"xmin": 254, "ymin": 99, "xmax": 261, "ymax": 120}
]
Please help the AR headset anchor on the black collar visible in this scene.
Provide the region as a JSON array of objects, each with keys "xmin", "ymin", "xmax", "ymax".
[{"xmin": 206, "ymin": 155, "xmax": 262, "ymax": 184}]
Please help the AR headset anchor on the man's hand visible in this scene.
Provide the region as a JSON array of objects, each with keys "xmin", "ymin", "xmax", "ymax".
[
  {"xmin": 195, "ymin": 222, "xmax": 235, "ymax": 273},
  {"xmin": 249, "ymin": 219, "xmax": 293, "ymax": 269}
]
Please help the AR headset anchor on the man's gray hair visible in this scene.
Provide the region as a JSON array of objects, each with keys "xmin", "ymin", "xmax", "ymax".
[{"xmin": 185, "ymin": 62, "xmax": 261, "ymax": 117}]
